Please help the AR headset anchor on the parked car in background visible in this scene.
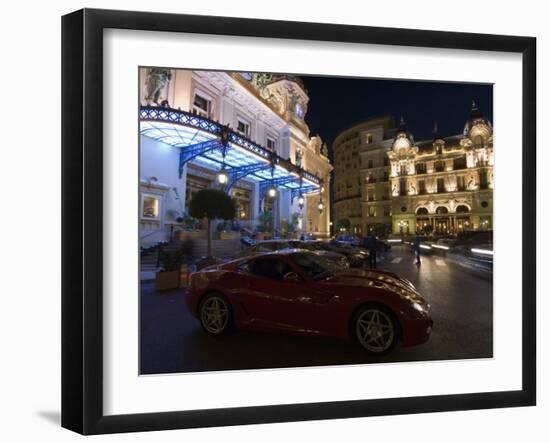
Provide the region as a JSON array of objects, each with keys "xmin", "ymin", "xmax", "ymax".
[
  {"xmin": 289, "ymin": 240, "xmax": 369, "ymax": 268},
  {"xmin": 241, "ymin": 240, "xmax": 349, "ymax": 269},
  {"xmin": 334, "ymin": 234, "xmax": 361, "ymax": 247},
  {"xmin": 187, "ymin": 250, "xmax": 433, "ymax": 355}
]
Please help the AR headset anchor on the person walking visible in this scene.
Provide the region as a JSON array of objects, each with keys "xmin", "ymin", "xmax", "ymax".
[
  {"xmin": 413, "ymin": 235, "xmax": 421, "ymax": 265},
  {"xmin": 367, "ymin": 234, "xmax": 378, "ymax": 269}
]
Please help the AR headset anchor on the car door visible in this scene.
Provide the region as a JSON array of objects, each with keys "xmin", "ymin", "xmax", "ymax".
[{"xmin": 239, "ymin": 256, "xmax": 331, "ymax": 333}]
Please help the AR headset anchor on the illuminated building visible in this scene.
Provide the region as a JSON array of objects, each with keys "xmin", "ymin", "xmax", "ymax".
[
  {"xmin": 332, "ymin": 102, "xmax": 493, "ymax": 236},
  {"xmin": 139, "ymin": 68, "xmax": 332, "ymax": 247}
]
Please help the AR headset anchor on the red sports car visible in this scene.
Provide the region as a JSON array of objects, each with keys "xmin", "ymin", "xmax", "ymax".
[{"xmin": 187, "ymin": 250, "xmax": 432, "ymax": 354}]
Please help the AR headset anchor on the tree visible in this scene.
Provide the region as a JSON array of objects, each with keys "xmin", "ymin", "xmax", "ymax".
[
  {"xmin": 188, "ymin": 189, "xmax": 236, "ymax": 258},
  {"xmin": 335, "ymin": 218, "xmax": 351, "ymax": 232},
  {"xmin": 370, "ymin": 223, "xmax": 388, "ymax": 238}
]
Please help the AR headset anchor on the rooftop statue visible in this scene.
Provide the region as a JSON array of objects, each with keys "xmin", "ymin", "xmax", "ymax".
[{"xmin": 145, "ymin": 68, "xmax": 172, "ymax": 105}]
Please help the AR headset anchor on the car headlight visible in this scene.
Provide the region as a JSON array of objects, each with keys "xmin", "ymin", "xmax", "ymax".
[
  {"xmin": 399, "ymin": 291, "xmax": 428, "ymax": 313},
  {"xmin": 411, "ymin": 301, "xmax": 425, "ymax": 312}
]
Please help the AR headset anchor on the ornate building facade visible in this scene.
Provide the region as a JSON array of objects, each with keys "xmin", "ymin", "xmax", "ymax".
[
  {"xmin": 139, "ymin": 68, "xmax": 332, "ymax": 247},
  {"xmin": 333, "ymin": 103, "xmax": 493, "ymax": 236},
  {"xmin": 333, "ymin": 116, "xmax": 394, "ymax": 235}
]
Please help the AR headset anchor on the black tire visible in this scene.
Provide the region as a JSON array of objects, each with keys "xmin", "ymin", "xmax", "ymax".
[
  {"xmin": 352, "ymin": 303, "xmax": 399, "ymax": 355},
  {"xmin": 198, "ymin": 292, "xmax": 233, "ymax": 336}
]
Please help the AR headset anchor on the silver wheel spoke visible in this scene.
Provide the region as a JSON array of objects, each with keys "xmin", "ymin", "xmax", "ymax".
[
  {"xmin": 356, "ymin": 308, "xmax": 394, "ymax": 352},
  {"xmin": 202, "ymin": 297, "xmax": 229, "ymax": 333}
]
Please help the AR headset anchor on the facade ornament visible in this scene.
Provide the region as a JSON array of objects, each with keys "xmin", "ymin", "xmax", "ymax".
[
  {"xmin": 295, "ymin": 148, "xmax": 303, "ymax": 167},
  {"xmin": 321, "ymin": 142, "xmax": 328, "ymax": 157},
  {"xmin": 145, "ymin": 68, "xmax": 172, "ymax": 105},
  {"xmin": 251, "ymin": 73, "xmax": 275, "ymax": 99}
]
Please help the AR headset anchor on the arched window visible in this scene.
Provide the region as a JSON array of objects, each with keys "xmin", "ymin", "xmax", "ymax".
[
  {"xmin": 416, "ymin": 207, "xmax": 429, "ymax": 215},
  {"xmin": 456, "ymin": 205, "xmax": 470, "ymax": 213},
  {"xmin": 435, "ymin": 206, "xmax": 448, "ymax": 214}
]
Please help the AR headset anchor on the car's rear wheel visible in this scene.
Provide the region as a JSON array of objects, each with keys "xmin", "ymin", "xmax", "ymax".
[
  {"xmin": 199, "ymin": 292, "xmax": 233, "ymax": 336},
  {"xmin": 353, "ymin": 304, "xmax": 398, "ymax": 354}
]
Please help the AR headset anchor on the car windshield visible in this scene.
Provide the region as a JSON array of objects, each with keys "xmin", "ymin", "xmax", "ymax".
[{"xmin": 290, "ymin": 252, "xmax": 341, "ymax": 280}]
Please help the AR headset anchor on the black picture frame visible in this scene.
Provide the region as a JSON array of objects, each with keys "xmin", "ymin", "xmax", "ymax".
[{"xmin": 62, "ymin": 8, "xmax": 536, "ymax": 435}]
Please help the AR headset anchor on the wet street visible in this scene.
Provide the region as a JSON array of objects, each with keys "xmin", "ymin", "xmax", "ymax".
[{"xmin": 140, "ymin": 245, "xmax": 493, "ymax": 375}]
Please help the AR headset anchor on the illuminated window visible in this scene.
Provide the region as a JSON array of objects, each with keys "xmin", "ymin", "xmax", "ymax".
[
  {"xmin": 366, "ymin": 133, "xmax": 373, "ymax": 144},
  {"xmin": 142, "ymin": 195, "xmax": 160, "ymax": 219},
  {"xmin": 192, "ymin": 93, "xmax": 211, "ymax": 118}
]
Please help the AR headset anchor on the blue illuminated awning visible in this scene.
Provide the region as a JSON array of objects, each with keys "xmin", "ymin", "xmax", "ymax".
[{"xmin": 140, "ymin": 106, "xmax": 321, "ymax": 196}]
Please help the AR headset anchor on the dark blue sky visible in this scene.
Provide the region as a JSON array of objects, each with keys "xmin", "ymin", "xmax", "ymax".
[{"xmin": 300, "ymin": 76, "xmax": 493, "ymax": 153}]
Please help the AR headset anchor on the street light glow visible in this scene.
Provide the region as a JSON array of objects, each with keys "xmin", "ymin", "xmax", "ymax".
[
  {"xmin": 471, "ymin": 248, "xmax": 494, "ymax": 256},
  {"xmin": 431, "ymin": 244, "xmax": 450, "ymax": 250},
  {"xmin": 420, "ymin": 244, "xmax": 432, "ymax": 250},
  {"xmin": 267, "ymin": 187, "xmax": 277, "ymax": 198},
  {"xmin": 216, "ymin": 169, "xmax": 228, "ymax": 185}
]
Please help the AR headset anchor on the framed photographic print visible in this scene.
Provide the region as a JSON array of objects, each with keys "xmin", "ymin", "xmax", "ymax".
[{"xmin": 62, "ymin": 8, "xmax": 536, "ymax": 435}]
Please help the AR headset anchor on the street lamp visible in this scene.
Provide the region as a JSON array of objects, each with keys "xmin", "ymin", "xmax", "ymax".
[
  {"xmin": 298, "ymin": 194, "xmax": 305, "ymax": 210},
  {"xmin": 216, "ymin": 167, "xmax": 228, "ymax": 185},
  {"xmin": 267, "ymin": 186, "xmax": 277, "ymax": 198},
  {"xmin": 317, "ymin": 199, "xmax": 324, "ymax": 214}
]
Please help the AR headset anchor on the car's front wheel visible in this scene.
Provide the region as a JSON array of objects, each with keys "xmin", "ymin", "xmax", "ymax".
[
  {"xmin": 353, "ymin": 304, "xmax": 398, "ymax": 354},
  {"xmin": 199, "ymin": 292, "xmax": 233, "ymax": 336}
]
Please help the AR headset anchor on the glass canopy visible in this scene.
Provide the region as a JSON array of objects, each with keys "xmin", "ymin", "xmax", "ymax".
[{"xmin": 139, "ymin": 106, "xmax": 321, "ymax": 196}]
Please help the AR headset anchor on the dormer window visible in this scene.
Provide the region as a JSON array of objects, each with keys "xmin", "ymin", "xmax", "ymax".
[
  {"xmin": 266, "ymin": 137, "xmax": 276, "ymax": 151},
  {"xmin": 192, "ymin": 93, "xmax": 211, "ymax": 118},
  {"xmin": 237, "ymin": 119, "xmax": 250, "ymax": 137}
]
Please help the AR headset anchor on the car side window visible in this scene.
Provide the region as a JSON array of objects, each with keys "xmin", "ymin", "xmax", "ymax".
[
  {"xmin": 237, "ymin": 260, "xmax": 251, "ymax": 273},
  {"xmin": 250, "ymin": 258, "xmax": 293, "ymax": 281}
]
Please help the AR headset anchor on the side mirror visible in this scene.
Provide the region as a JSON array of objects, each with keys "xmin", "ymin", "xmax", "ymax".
[{"xmin": 283, "ymin": 271, "xmax": 302, "ymax": 283}]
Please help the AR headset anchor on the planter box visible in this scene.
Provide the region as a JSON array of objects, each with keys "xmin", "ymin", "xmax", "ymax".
[
  {"xmin": 174, "ymin": 229, "xmax": 206, "ymax": 240},
  {"xmin": 219, "ymin": 231, "xmax": 239, "ymax": 240},
  {"xmin": 155, "ymin": 270, "xmax": 180, "ymax": 291}
]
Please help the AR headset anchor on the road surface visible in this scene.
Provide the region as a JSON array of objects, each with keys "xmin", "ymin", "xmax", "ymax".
[{"xmin": 140, "ymin": 245, "xmax": 492, "ymax": 374}]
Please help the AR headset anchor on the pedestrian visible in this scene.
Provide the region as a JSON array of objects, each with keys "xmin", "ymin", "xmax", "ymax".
[
  {"xmin": 367, "ymin": 234, "xmax": 377, "ymax": 269},
  {"xmin": 413, "ymin": 235, "xmax": 421, "ymax": 265}
]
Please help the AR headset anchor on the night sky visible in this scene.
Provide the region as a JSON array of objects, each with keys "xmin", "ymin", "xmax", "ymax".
[{"xmin": 300, "ymin": 76, "xmax": 493, "ymax": 157}]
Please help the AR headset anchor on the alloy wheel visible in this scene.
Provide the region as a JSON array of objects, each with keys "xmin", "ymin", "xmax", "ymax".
[
  {"xmin": 355, "ymin": 308, "xmax": 395, "ymax": 353},
  {"xmin": 200, "ymin": 295, "xmax": 230, "ymax": 335}
]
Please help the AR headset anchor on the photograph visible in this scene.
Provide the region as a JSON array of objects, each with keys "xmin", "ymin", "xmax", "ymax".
[{"xmin": 138, "ymin": 67, "xmax": 494, "ymax": 375}]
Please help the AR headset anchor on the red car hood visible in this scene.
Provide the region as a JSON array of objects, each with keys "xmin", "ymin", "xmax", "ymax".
[{"xmin": 323, "ymin": 268, "xmax": 421, "ymax": 299}]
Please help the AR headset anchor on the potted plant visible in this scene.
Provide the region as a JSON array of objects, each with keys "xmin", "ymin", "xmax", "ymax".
[{"xmin": 155, "ymin": 249, "xmax": 185, "ymax": 291}]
